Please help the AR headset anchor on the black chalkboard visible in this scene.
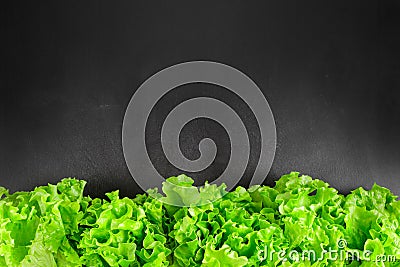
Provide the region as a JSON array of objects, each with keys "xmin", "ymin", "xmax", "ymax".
[{"xmin": 1, "ymin": 0, "xmax": 399, "ymax": 198}]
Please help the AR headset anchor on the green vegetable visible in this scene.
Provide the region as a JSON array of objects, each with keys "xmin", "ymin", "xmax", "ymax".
[{"xmin": 0, "ymin": 172, "xmax": 399, "ymax": 266}]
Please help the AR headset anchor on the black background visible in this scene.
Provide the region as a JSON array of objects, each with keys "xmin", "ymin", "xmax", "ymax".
[{"xmin": 1, "ymin": 0, "xmax": 399, "ymax": 198}]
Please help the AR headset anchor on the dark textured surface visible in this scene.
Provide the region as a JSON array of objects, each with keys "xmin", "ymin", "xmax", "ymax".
[{"xmin": 1, "ymin": 0, "xmax": 399, "ymax": 198}]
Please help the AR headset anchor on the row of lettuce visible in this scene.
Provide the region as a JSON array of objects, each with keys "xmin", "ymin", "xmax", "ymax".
[{"xmin": 0, "ymin": 172, "xmax": 399, "ymax": 266}]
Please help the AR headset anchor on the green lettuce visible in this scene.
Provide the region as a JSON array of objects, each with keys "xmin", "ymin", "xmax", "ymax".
[{"xmin": 0, "ymin": 172, "xmax": 399, "ymax": 266}]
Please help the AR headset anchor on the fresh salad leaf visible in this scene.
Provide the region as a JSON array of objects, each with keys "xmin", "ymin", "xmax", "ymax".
[{"xmin": 0, "ymin": 172, "xmax": 399, "ymax": 266}]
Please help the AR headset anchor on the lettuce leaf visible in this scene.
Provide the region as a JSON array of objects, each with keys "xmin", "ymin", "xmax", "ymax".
[{"xmin": 0, "ymin": 172, "xmax": 399, "ymax": 266}]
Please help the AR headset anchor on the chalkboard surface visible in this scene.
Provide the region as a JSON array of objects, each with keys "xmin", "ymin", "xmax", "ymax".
[{"xmin": 1, "ymin": 0, "xmax": 399, "ymax": 198}]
